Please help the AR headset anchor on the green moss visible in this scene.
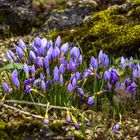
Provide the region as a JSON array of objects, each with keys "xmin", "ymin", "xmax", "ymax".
[{"xmin": 46, "ymin": 5, "xmax": 140, "ymax": 57}]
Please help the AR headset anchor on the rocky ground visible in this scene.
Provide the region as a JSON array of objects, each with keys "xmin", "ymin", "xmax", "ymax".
[{"xmin": 0, "ymin": 0, "xmax": 140, "ymax": 140}]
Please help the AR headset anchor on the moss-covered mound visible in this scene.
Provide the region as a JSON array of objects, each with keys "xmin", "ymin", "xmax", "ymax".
[{"xmin": 46, "ymin": 3, "xmax": 140, "ymax": 58}]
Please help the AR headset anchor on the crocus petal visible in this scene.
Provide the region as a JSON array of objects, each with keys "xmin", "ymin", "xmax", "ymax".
[
  {"xmin": 55, "ymin": 36, "xmax": 61, "ymax": 48},
  {"xmin": 36, "ymin": 57, "xmax": 43, "ymax": 68},
  {"xmin": 113, "ymin": 124, "xmax": 120, "ymax": 131},
  {"xmin": 16, "ymin": 46, "xmax": 24, "ymax": 57},
  {"xmin": 23, "ymin": 63, "xmax": 29, "ymax": 78},
  {"xmin": 29, "ymin": 51, "xmax": 36, "ymax": 61},
  {"xmin": 18, "ymin": 39, "xmax": 26, "ymax": 50},
  {"xmin": 59, "ymin": 64, "xmax": 66, "ymax": 74},
  {"xmin": 88, "ymin": 96, "xmax": 94, "ymax": 105},
  {"xmin": 2, "ymin": 82, "xmax": 9, "ymax": 93},
  {"xmin": 60, "ymin": 43, "xmax": 69, "ymax": 54},
  {"xmin": 68, "ymin": 83, "xmax": 73, "ymax": 93},
  {"xmin": 77, "ymin": 88, "xmax": 84, "ymax": 96}
]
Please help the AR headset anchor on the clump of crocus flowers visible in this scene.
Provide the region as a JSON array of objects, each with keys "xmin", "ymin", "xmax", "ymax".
[{"xmin": 1, "ymin": 36, "xmax": 139, "ymax": 130}]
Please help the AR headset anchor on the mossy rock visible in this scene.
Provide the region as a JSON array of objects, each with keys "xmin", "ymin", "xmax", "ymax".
[{"xmin": 46, "ymin": 4, "xmax": 140, "ymax": 58}]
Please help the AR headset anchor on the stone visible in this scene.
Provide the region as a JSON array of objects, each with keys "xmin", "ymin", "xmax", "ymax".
[
  {"xmin": 38, "ymin": 0, "xmax": 98, "ymax": 33},
  {"xmin": 0, "ymin": 0, "xmax": 35, "ymax": 37}
]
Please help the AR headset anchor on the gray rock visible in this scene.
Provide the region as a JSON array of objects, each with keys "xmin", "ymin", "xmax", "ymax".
[
  {"xmin": 0, "ymin": 0, "xmax": 35, "ymax": 37},
  {"xmin": 39, "ymin": 0, "xmax": 98, "ymax": 33}
]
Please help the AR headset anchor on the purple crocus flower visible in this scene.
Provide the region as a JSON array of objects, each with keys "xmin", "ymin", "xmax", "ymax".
[
  {"xmin": 59, "ymin": 64, "xmax": 66, "ymax": 74},
  {"xmin": 52, "ymin": 47, "xmax": 60, "ymax": 59},
  {"xmin": 88, "ymin": 96, "xmax": 94, "ymax": 106},
  {"xmin": 68, "ymin": 83, "xmax": 74, "ymax": 93},
  {"xmin": 126, "ymin": 82, "xmax": 137, "ymax": 95},
  {"xmin": 66, "ymin": 113, "xmax": 71, "ymax": 123},
  {"xmin": 24, "ymin": 78, "xmax": 35, "ymax": 85},
  {"xmin": 47, "ymin": 47, "xmax": 53, "ymax": 60},
  {"xmin": 23, "ymin": 63, "xmax": 29, "ymax": 78},
  {"xmin": 59, "ymin": 74, "xmax": 63, "ymax": 84},
  {"xmin": 72, "ymin": 77, "xmax": 77, "ymax": 88},
  {"xmin": 40, "ymin": 73, "xmax": 44, "ymax": 81},
  {"xmin": 79, "ymin": 55, "xmax": 82, "ymax": 64},
  {"xmin": 60, "ymin": 43, "xmax": 69, "ymax": 55},
  {"xmin": 44, "ymin": 56, "xmax": 49, "ymax": 68},
  {"xmin": 46, "ymin": 80, "xmax": 52, "ymax": 89},
  {"xmin": 41, "ymin": 38, "xmax": 47, "ymax": 48},
  {"xmin": 34, "ymin": 36, "xmax": 42, "ymax": 47},
  {"xmin": 104, "ymin": 71, "xmax": 110, "ymax": 81},
  {"xmin": 29, "ymin": 51, "xmax": 36, "ymax": 61},
  {"xmin": 113, "ymin": 124, "xmax": 120, "ymax": 131},
  {"xmin": 31, "ymin": 65, "xmax": 35, "ymax": 77},
  {"xmin": 31, "ymin": 45, "xmax": 38, "ymax": 54},
  {"xmin": 53, "ymin": 66, "xmax": 59, "ymax": 75},
  {"xmin": 68, "ymin": 58, "xmax": 77, "ymax": 72},
  {"xmin": 44, "ymin": 112, "xmax": 49, "ymax": 124},
  {"xmin": 124, "ymin": 78, "xmax": 131, "ymax": 87},
  {"xmin": 129, "ymin": 56, "xmax": 135, "ymax": 69},
  {"xmin": 109, "ymin": 68, "xmax": 119, "ymax": 84},
  {"xmin": 77, "ymin": 88, "xmax": 84, "ymax": 96},
  {"xmin": 18, "ymin": 39, "xmax": 26, "ymax": 51},
  {"xmin": 25, "ymin": 85, "xmax": 31, "ymax": 94},
  {"xmin": 2, "ymin": 82, "xmax": 9, "ymax": 93},
  {"xmin": 120, "ymin": 56, "xmax": 128, "ymax": 69},
  {"xmin": 38, "ymin": 46, "xmax": 44, "ymax": 56},
  {"xmin": 98, "ymin": 50, "xmax": 104, "ymax": 63},
  {"xmin": 13, "ymin": 78, "xmax": 20, "ymax": 88},
  {"xmin": 70, "ymin": 47, "xmax": 80, "ymax": 59},
  {"xmin": 90, "ymin": 56, "xmax": 98, "ymax": 70},
  {"xmin": 8, "ymin": 50, "xmax": 15, "ymax": 60},
  {"xmin": 36, "ymin": 57, "xmax": 43, "ymax": 68},
  {"xmin": 53, "ymin": 73, "xmax": 59, "ymax": 82},
  {"xmin": 85, "ymin": 118, "xmax": 91, "ymax": 126},
  {"xmin": 46, "ymin": 40, "xmax": 52, "ymax": 50},
  {"xmin": 41, "ymin": 80, "xmax": 46, "ymax": 91},
  {"xmin": 16, "ymin": 46, "xmax": 24, "ymax": 57},
  {"xmin": 44, "ymin": 118, "xmax": 49, "ymax": 124},
  {"xmin": 102, "ymin": 54, "xmax": 109, "ymax": 67},
  {"xmin": 55, "ymin": 36, "xmax": 61, "ymax": 48}
]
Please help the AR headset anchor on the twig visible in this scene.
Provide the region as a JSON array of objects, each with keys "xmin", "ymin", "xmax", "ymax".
[
  {"xmin": 5, "ymin": 100, "xmax": 77, "ymax": 111},
  {"xmin": 3, "ymin": 103, "xmax": 44, "ymax": 119}
]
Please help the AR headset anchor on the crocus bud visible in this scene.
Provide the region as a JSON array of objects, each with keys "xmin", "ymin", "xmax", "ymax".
[
  {"xmin": 88, "ymin": 96, "xmax": 94, "ymax": 106},
  {"xmin": 66, "ymin": 110, "xmax": 71, "ymax": 123},
  {"xmin": 16, "ymin": 46, "xmax": 24, "ymax": 57},
  {"xmin": 41, "ymin": 80, "xmax": 46, "ymax": 91},
  {"xmin": 90, "ymin": 56, "xmax": 98, "ymax": 70},
  {"xmin": 59, "ymin": 64, "xmax": 66, "ymax": 74},
  {"xmin": 38, "ymin": 46, "xmax": 44, "ymax": 56},
  {"xmin": 113, "ymin": 124, "xmax": 120, "ymax": 131},
  {"xmin": 70, "ymin": 47, "xmax": 80, "ymax": 59},
  {"xmin": 23, "ymin": 63, "xmax": 29, "ymax": 78},
  {"xmin": 29, "ymin": 51, "xmax": 36, "ymax": 61},
  {"xmin": 59, "ymin": 74, "xmax": 63, "ymax": 84},
  {"xmin": 44, "ymin": 112, "xmax": 49, "ymax": 124},
  {"xmin": 8, "ymin": 50, "xmax": 15, "ymax": 60},
  {"xmin": 41, "ymin": 38, "xmax": 47, "ymax": 48},
  {"xmin": 12, "ymin": 70, "xmax": 20, "ymax": 88},
  {"xmin": 67, "ymin": 83, "xmax": 73, "ymax": 93},
  {"xmin": 36, "ymin": 57, "xmax": 43, "ymax": 68},
  {"xmin": 2, "ymin": 82, "xmax": 9, "ymax": 93},
  {"xmin": 55, "ymin": 36, "xmax": 61, "ymax": 48},
  {"xmin": 60, "ymin": 43, "xmax": 69, "ymax": 55},
  {"xmin": 31, "ymin": 65, "xmax": 35, "ymax": 77},
  {"xmin": 77, "ymin": 88, "xmax": 84, "ymax": 96},
  {"xmin": 44, "ymin": 56, "xmax": 49, "ymax": 68},
  {"xmin": 34, "ymin": 36, "xmax": 42, "ymax": 47},
  {"xmin": 71, "ymin": 115, "xmax": 79, "ymax": 130},
  {"xmin": 18, "ymin": 39, "xmax": 26, "ymax": 51}
]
